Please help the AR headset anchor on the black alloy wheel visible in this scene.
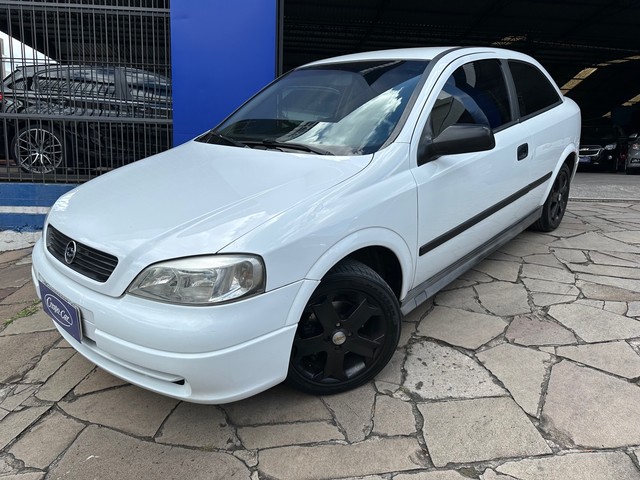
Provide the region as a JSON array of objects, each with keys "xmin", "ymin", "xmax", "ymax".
[
  {"xmin": 532, "ymin": 163, "xmax": 571, "ymax": 232},
  {"xmin": 12, "ymin": 125, "xmax": 66, "ymax": 174},
  {"xmin": 287, "ymin": 260, "xmax": 401, "ymax": 395}
]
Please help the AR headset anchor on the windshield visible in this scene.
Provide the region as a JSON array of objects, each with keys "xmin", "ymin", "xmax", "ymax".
[
  {"xmin": 198, "ymin": 60, "xmax": 429, "ymax": 155},
  {"xmin": 581, "ymin": 125, "xmax": 619, "ymax": 142}
]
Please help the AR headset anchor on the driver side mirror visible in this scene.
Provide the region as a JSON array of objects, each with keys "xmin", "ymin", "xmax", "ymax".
[
  {"xmin": 629, "ymin": 133, "xmax": 638, "ymax": 141},
  {"xmin": 418, "ymin": 123, "xmax": 496, "ymax": 166}
]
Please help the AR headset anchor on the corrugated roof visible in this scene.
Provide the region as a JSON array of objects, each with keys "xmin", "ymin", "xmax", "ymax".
[{"xmin": 282, "ymin": 0, "xmax": 640, "ymax": 124}]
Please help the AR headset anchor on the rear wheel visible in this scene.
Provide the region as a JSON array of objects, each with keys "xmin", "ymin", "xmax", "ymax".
[
  {"xmin": 531, "ymin": 163, "xmax": 571, "ymax": 232},
  {"xmin": 287, "ymin": 260, "xmax": 401, "ymax": 395}
]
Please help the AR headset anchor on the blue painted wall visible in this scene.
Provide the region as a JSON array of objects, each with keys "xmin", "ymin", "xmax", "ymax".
[
  {"xmin": 2, "ymin": 2, "xmax": 280, "ymax": 232},
  {"xmin": 0, "ymin": 183, "xmax": 76, "ymax": 231},
  {"xmin": 171, "ymin": 0, "xmax": 279, "ymax": 146}
]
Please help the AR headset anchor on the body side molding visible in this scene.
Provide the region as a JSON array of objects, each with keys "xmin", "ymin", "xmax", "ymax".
[
  {"xmin": 419, "ymin": 172, "xmax": 552, "ymax": 256},
  {"xmin": 402, "ymin": 207, "xmax": 542, "ymax": 315}
]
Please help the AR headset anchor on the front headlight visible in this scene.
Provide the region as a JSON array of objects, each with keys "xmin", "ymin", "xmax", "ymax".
[
  {"xmin": 604, "ymin": 143, "xmax": 617, "ymax": 150},
  {"xmin": 128, "ymin": 255, "xmax": 265, "ymax": 305}
]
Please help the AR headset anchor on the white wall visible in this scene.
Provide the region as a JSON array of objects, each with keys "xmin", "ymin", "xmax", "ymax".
[{"xmin": 0, "ymin": 31, "xmax": 55, "ymax": 79}]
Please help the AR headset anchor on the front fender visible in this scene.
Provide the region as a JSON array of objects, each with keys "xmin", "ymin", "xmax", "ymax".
[{"xmin": 283, "ymin": 227, "xmax": 415, "ymax": 327}]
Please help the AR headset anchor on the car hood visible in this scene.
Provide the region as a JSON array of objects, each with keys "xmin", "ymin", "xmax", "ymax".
[
  {"xmin": 47, "ymin": 140, "xmax": 370, "ymax": 287},
  {"xmin": 580, "ymin": 137, "xmax": 616, "ymax": 146}
]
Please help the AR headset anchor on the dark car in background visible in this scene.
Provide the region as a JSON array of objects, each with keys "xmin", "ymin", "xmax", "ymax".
[
  {"xmin": 627, "ymin": 133, "xmax": 640, "ymax": 174},
  {"xmin": 578, "ymin": 122, "xmax": 626, "ymax": 173},
  {"xmin": 0, "ymin": 64, "xmax": 171, "ymax": 174}
]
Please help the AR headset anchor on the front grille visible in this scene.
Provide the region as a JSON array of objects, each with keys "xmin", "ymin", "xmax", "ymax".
[
  {"xmin": 46, "ymin": 225, "xmax": 118, "ymax": 282},
  {"xmin": 579, "ymin": 145, "xmax": 602, "ymax": 157}
]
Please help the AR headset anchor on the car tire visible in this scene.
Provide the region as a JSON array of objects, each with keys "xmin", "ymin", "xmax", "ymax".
[
  {"xmin": 531, "ymin": 163, "xmax": 571, "ymax": 232},
  {"xmin": 287, "ymin": 259, "xmax": 401, "ymax": 395},
  {"xmin": 11, "ymin": 124, "xmax": 67, "ymax": 174}
]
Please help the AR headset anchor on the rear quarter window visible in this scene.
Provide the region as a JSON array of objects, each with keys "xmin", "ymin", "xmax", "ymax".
[
  {"xmin": 508, "ymin": 60, "xmax": 561, "ymax": 118},
  {"xmin": 124, "ymin": 69, "xmax": 171, "ymax": 102},
  {"xmin": 4, "ymin": 78, "xmax": 31, "ymax": 91}
]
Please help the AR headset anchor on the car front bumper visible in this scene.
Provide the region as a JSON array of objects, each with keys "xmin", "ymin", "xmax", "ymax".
[
  {"xmin": 32, "ymin": 240, "xmax": 305, "ymax": 404},
  {"xmin": 578, "ymin": 149, "xmax": 617, "ymax": 169},
  {"xmin": 627, "ymin": 156, "xmax": 640, "ymax": 171}
]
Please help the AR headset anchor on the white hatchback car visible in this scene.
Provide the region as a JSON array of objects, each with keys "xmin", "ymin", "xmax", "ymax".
[{"xmin": 33, "ymin": 47, "xmax": 580, "ymax": 403}]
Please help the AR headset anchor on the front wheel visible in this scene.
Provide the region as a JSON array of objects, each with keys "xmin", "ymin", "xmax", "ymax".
[
  {"xmin": 287, "ymin": 260, "xmax": 401, "ymax": 395},
  {"xmin": 11, "ymin": 125, "xmax": 67, "ymax": 174},
  {"xmin": 531, "ymin": 163, "xmax": 571, "ymax": 232}
]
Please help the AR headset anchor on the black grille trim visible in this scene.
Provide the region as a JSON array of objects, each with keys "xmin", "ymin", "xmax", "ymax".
[{"xmin": 46, "ymin": 226, "xmax": 118, "ymax": 283}]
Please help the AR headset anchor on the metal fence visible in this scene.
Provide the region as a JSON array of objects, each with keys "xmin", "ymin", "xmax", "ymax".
[{"xmin": 0, "ymin": 0, "xmax": 172, "ymax": 183}]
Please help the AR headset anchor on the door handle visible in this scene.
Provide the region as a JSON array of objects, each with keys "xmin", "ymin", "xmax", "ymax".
[{"xmin": 517, "ymin": 143, "xmax": 529, "ymax": 161}]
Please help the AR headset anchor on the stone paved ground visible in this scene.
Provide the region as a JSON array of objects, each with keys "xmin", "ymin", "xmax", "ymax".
[{"xmin": 2, "ymin": 200, "xmax": 640, "ymax": 480}]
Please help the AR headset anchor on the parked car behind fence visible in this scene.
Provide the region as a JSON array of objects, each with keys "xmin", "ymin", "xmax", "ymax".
[{"xmin": 0, "ymin": 64, "xmax": 171, "ymax": 176}]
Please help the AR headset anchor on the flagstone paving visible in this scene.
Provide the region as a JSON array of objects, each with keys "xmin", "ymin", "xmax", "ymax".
[{"xmin": 2, "ymin": 200, "xmax": 640, "ymax": 479}]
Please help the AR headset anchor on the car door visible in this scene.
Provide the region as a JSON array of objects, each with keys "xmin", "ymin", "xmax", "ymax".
[{"xmin": 409, "ymin": 56, "xmax": 536, "ymax": 292}]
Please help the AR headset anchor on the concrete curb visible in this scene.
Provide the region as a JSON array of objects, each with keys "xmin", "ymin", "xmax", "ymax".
[{"xmin": 0, "ymin": 231, "xmax": 42, "ymax": 252}]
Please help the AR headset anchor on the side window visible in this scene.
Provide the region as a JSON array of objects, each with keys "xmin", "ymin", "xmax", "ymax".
[
  {"xmin": 36, "ymin": 68, "xmax": 117, "ymax": 98},
  {"xmin": 68, "ymin": 68, "xmax": 117, "ymax": 98},
  {"xmin": 430, "ymin": 59, "xmax": 512, "ymax": 137},
  {"xmin": 508, "ymin": 60, "xmax": 561, "ymax": 118},
  {"xmin": 36, "ymin": 70, "xmax": 70, "ymax": 95}
]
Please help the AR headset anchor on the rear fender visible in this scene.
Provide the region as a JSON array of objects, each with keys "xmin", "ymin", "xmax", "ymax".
[{"xmin": 539, "ymin": 144, "xmax": 578, "ymax": 203}]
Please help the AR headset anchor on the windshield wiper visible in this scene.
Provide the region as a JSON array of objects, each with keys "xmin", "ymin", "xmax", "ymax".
[
  {"xmin": 200, "ymin": 130, "xmax": 249, "ymax": 148},
  {"xmin": 244, "ymin": 139, "xmax": 333, "ymax": 155}
]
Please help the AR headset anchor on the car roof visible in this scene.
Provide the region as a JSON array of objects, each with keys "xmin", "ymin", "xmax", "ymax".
[
  {"xmin": 303, "ymin": 46, "xmax": 538, "ymax": 67},
  {"xmin": 4, "ymin": 64, "xmax": 170, "ymax": 87}
]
